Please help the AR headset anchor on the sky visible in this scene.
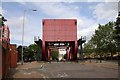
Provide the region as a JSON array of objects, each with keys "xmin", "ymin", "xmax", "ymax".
[{"xmin": 0, "ymin": 0, "xmax": 119, "ymax": 46}]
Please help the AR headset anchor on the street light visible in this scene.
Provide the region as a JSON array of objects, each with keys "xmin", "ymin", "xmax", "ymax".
[{"xmin": 21, "ymin": 9, "xmax": 37, "ymax": 65}]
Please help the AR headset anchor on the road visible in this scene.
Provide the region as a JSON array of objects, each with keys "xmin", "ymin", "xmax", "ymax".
[{"xmin": 8, "ymin": 60, "xmax": 118, "ymax": 79}]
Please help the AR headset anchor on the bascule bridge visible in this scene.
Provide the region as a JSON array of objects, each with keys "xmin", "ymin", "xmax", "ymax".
[{"xmin": 42, "ymin": 19, "xmax": 78, "ymax": 61}]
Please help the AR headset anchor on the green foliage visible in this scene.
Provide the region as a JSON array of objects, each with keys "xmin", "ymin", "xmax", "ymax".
[
  {"xmin": 84, "ymin": 22, "xmax": 117, "ymax": 60},
  {"xmin": 28, "ymin": 44, "xmax": 38, "ymax": 51},
  {"xmin": 51, "ymin": 50, "xmax": 59, "ymax": 60},
  {"xmin": 24, "ymin": 44, "xmax": 39, "ymax": 61},
  {"xmin": 84, "ymin": 40, "xmax": 94, "ymax": 56},
  {"xmin": 91, "ymin": 22, "xmax": 116, "ymax": 53},
  {"xmin": 63, "ymin": 54, "xmax": 66, "ymax": 59},
  {"xmin": 113, "ymin": 13, "xmax": 120, "ymax": 52}
]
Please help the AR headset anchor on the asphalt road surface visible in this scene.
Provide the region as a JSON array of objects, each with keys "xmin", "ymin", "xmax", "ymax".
[
  {"xmin": 42, "ymin": 62, "xmax": 118, "ymax": 78},
  {"xmin": 8, "ymin": 61, "xmax": 118, "ymax": 79}
]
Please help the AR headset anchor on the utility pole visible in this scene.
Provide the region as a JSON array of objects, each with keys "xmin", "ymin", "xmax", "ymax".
[{"xmin": 21, "ymin": 9, "xmax": 37, "ymax": 65}]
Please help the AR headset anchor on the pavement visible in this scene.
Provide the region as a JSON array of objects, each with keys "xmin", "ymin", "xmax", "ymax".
[
  {"xmin": 82, "ymin": 60, "xmax": 118, "ymax": 70},
  {"xmin": 8, "ymin": 61, "xmax": 46, "ymax": 78},
  {"xmin": 7, "ymin": 60, "xmax": 119, "ymax": 79}
]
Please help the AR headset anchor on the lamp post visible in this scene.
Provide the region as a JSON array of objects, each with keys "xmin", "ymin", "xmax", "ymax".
[{"xmin": 21, "ymin": 9, "xmax": 37, "ymax": 65}]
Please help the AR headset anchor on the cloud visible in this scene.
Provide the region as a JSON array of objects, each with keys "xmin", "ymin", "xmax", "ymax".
[
  {"xmin": 4, "ymin": 0, "xmax": 26, "ymax": 4},
  {"xmin": 3, "ymin": 0, "xmax": 87, "ymax": 2},
  {"xmin": 4, "ymin": 2, "xmax": 118, "ymax": 46},
  {"xmin": 3, "ymin": 0, "xmax": 120, "ymax": 2},
  {"xmin": 5, "ymin": 16, "xmax": 31, "ymax": 45},
  {"xmin": 87, "ymin": 0, "xmax": 119, "ymax": 2},
  {"xmin": 77, "ymin": 17, "xmax": 98, "ymax": 41},
  {"xmin": 0, "ymin": 7, "xmax": 2, "ymax": 14},
  {"xmin": 34, "ymin": 3, "xmax": 80, "ymax": 18},
  {"xmin": 5, "ymin": 17, "xmax": 23, "ymax": 45},
  {"xmin": 0, "ymin": 6, "xmax": 6, "ymax": 15},
  {"xmin": 90, "ymin": 2, "xmax": 118, "ymax": 22},
  {"xmin": 105, "ymin": 0, "xmax": 119, "ymax": 2},
  {"xmin": 7, "ymin": 16, "xmax": 41, "ymax": 46},
  {"xmin": 5, "ymin": 17, "xmax": 23, "ymax": 28},
  {"xmin": 87, "ymin": 0, "xmax": 105, "ymax": 2},
  {"xmin": 33, "ymin": 2, "xmax": 99, "ymax": 41}
]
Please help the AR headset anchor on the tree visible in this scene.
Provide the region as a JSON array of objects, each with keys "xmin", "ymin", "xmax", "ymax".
[
  {"xmin": 51, "ymin": 50, "xmax": 59, "ymax": 60},
  {"xmin": 63, "ymin": 54, "xmax": 66, "ymax": 59},
  {"xmin": 113, "ymin": 11, "xmax": 120, "ymax": 65},
  {"xmin": 101, "ymin": 22, "xmax": 116, "ymax": 60},
  {"xmin": 90, "ymin": 22, "xmax": 116, "ymax": 62},
  {"xmin": 24, "ymin": 44, "xmax": 39, "ymax": 61},
  {"xmin": 84, "ymin": 40, "xmax": 94, "ymax": 63},
  {"xmin": 113, "ymin": 12, "xmax": 120, "ymax": 51}
]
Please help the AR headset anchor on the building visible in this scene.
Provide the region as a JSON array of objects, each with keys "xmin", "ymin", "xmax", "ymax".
[
  {"xmin": 0, "ymin": 15, "xmax": 18, "ymax": 79},
  {"xmin": 9, "ymin": 44, "xmax": 18, "ymax": 68},
  {"xmin": 0, "ymin": 25, "xmax": 10, "ymax": 79},
  {"xmin": 42, "ymin": 19, "xmax": 78, "ymax": 61}
]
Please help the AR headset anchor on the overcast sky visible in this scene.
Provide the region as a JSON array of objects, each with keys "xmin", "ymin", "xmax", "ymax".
[{"xmin": 0, "ymin": 0, "xmax": 119, "ymax": 46}]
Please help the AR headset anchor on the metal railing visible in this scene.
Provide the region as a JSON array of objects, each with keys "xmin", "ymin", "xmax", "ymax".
[{"xmin": 34, "ymin": 36, "xmax": 40, "ymax": 42}]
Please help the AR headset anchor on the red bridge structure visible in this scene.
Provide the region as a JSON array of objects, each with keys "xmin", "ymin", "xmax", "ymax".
[
  {"xmin": 0, "ymin": 15, "xmax": 18, "ymax": 79},
  {"xmin": 0, "ymin": 25, "xmax": 10, "ymax": 79},
  {"xmin": 42, "ymin": 19, "xmax": 78, "ymax": 61}
]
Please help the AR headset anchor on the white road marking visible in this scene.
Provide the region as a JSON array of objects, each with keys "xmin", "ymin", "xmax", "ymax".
[
  {"xmin": 56, "ymin": 72, "xmax": 69, "ymax": 78},
  {"xmin": 24, "ymin": 73, "xmax": 32, "ymax": 75}
]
